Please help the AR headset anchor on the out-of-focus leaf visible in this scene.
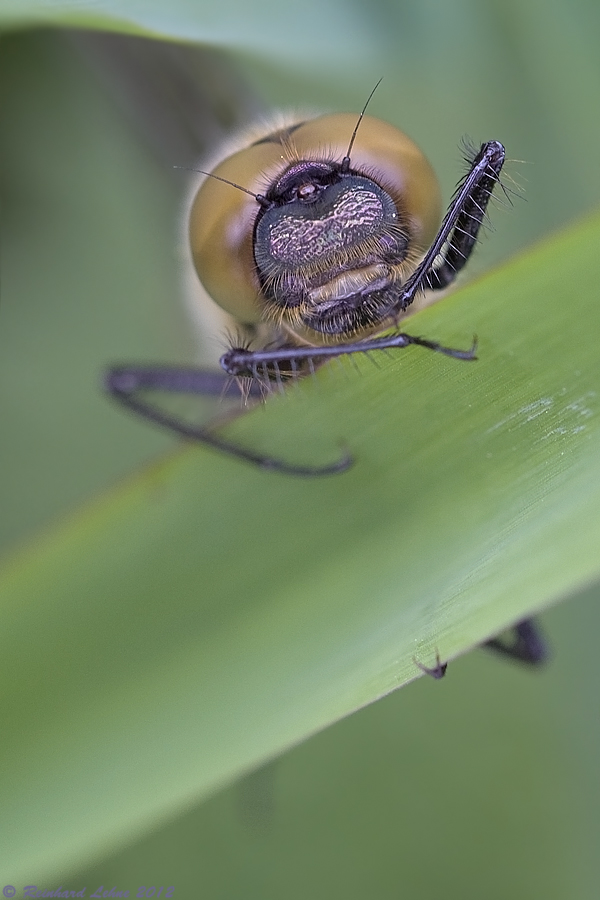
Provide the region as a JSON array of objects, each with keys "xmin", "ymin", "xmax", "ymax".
[{"xmin": 0, "ymin": 0, "xmax": 373, "ymax": 68}]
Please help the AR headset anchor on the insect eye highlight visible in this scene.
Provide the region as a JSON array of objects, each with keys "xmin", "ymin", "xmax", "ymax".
[{"xmin": 296, "ymin": 181, "xmax": 319, "ymax": 200}]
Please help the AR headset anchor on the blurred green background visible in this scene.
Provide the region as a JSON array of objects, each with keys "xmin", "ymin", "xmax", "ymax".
[{"xmin": 1, "ymin": 0, "xmax": 600, "ymax": 896}]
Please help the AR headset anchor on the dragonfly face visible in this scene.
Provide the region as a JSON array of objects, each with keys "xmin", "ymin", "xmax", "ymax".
[
  {"xmin": 107, "ymin": 106, "xmax": 505, "ymax": 473},
  {"xmin": 188, "ymin": 113, "xmax": 442, "ymax": 348}
]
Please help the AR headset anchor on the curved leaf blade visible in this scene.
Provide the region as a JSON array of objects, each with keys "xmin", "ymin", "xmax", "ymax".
[{"xmin": 1, "ymin": 210, "xmax": 600, "ymax": 879}]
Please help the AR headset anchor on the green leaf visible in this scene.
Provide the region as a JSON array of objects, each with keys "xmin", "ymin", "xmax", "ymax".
[
  {"xmin": 2, "ymin": 204, "xmax": 600, "ymax": 879},
  {"xmin": 0, "ymin": 0, "xmax": 372, "ymax": 68}
]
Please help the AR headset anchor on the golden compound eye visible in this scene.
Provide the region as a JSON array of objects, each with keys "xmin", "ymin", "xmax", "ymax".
[
  {"xmin": 188, "ymin": 114, "xmax": 442, "ymax": 342},
  {"xmin": 108, "ymin": 101, "xmax": 506, "ymax": 476}
]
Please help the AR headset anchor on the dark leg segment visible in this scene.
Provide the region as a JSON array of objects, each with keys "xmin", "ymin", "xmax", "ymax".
[
  {"xmin": 484, "ymin": 618, "xmax": 548, "ymax": 666},
  {"xmin": 105, "ymin": 365, "xmax": 352, "ymax": 476},
  {"xmin": 414, "ymin": 649, "xmax": 448, "ymax": 680},
  {"xmin": 220, "ymin": 333, "xmax": 477, "ymax": 379},
  {"xmin": 400, "ymin": 141, "xmax": 506, "ymax": 303},
  {"xmin": 424, "ymin": 141, "xmax": 506, "ymax": 290},
  {"xmin": 107, "ymin": 365, "xmax": 263, "ymax": 398}
]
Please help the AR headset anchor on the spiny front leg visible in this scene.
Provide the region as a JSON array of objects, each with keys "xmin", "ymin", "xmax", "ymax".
[
  {"xmin": 394, "ymin": 140, "xmax": 506, "ymax": 311},
  {"xmin": 220, "ymin": 333, "xmax": 478, "ymax": 380}
]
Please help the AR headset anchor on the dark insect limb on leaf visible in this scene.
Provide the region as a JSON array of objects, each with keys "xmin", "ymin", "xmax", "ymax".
[
  {"xmin": 484, "ymin": 618, "xmax": 549, "ymax": 666},
  {"xmin": 414, "ymin": 649, "xmax": 448, "ymax": 680},
  {"xmin": 105, "ymin": 365, "xmax": 352, "ymax": 476}
]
